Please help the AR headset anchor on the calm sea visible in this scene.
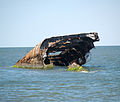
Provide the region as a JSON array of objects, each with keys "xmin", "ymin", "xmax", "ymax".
[{"xmin": 0, "ymin": 46, "xmax": 120, "ymax": 102}]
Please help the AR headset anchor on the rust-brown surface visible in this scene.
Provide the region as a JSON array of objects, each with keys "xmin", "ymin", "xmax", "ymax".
[{"xmin": 15, "ymin": 32, "xmax": 99, "ymax": 68}]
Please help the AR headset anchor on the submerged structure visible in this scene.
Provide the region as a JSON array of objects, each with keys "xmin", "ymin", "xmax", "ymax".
[{"xmin": 14, "ymin": 32, "xmax": 99, "ymax": 69}]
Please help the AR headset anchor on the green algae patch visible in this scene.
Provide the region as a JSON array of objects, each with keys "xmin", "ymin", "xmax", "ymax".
[
  {"xmin": 43, "ymin": 64, "xmax": 54, "ymax": 69},
  {"xmin": 67, "ymin": 66, "xmax": 89, "ymax": 72},
  {"xmin": 12, "ymin": 64, "xmax": 54, "ymax": 69},
  {"xmin": 12, "ymin": 65, "xmax": 17, "ymax": 68},
  {"xmin": 12, "ymin": 65, "xmax": 41, "ymax": 69}
]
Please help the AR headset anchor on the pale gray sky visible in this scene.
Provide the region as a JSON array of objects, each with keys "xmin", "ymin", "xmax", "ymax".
[{"xmin": 0, "ymin": 0, "xmax": 120, "ymax": 47}]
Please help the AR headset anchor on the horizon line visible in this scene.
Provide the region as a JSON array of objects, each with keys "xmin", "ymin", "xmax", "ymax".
[{"xmin": 0, "ymin": 45, "xmax": 120, "ymax": 48}]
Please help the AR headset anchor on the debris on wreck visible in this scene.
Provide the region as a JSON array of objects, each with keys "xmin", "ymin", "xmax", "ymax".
[{"xmin": 13, "ymin": 32, "xmax": 99, "ymax": 69}]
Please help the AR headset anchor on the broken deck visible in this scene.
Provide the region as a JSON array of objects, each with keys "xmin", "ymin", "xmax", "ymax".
[{"xmin": 14, "ymin": 32, "xmax": 99, "ymax": 69}]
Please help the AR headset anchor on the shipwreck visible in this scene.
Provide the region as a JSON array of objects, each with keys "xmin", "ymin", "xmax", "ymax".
[{"xmin": 14, "ymin": 32, "xmax": 99, "ymax": 69}]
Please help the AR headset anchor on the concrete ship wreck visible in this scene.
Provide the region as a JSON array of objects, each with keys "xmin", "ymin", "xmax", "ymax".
[{"xmin": 14, "ymin": 32, "xmax": 99, "ymax": 69}]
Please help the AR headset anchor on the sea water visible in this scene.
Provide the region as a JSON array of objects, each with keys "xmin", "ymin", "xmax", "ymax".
[{"xmin": 0, "ymin": 46, "xmax": 120, "ymax": 102}]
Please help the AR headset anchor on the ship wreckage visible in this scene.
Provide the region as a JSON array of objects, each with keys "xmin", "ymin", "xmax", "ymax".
[{"xmin": 14, "ymin": 32, "xmax": 99, "ymax": 70}]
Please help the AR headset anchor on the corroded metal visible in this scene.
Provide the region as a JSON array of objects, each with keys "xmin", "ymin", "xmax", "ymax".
[{"xmin": 15, "ymin": 32, "xmax": 99, "ymax": 68}]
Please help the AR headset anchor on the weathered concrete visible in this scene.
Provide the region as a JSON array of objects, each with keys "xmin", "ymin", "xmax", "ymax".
[{"xmin": 14, "ymin": 32, "xmax": 99, "ymax": 69}]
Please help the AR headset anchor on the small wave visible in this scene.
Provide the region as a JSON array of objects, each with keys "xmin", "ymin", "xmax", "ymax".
[
  {"xmin": 80, "ymin": 70, "xmax": 98, "ymax": 73},
  {"xmin": 80, "ymin": 69, "xmax": 105, "ymax": 73}
]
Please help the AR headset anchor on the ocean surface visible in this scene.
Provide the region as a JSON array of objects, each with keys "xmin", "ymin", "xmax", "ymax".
[{"xmin": 0, "ymin": 46, "xmax": 120, "ymax": 102}]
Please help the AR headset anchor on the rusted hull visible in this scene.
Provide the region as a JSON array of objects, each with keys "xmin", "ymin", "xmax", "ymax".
[{"xmin": 14, "ymin": 32, "xmax": 99, "ymax": 69}]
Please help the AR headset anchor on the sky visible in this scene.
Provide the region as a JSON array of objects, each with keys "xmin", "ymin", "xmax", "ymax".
[{"xmin": 0, "ymin": 0, "xmax": 120, "ymax": 47}]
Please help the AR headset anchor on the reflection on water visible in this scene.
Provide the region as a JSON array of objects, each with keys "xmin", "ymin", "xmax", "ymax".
[{"xmin": 0, "ymin": 46, "xmax": 120, "ymax": 102}]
